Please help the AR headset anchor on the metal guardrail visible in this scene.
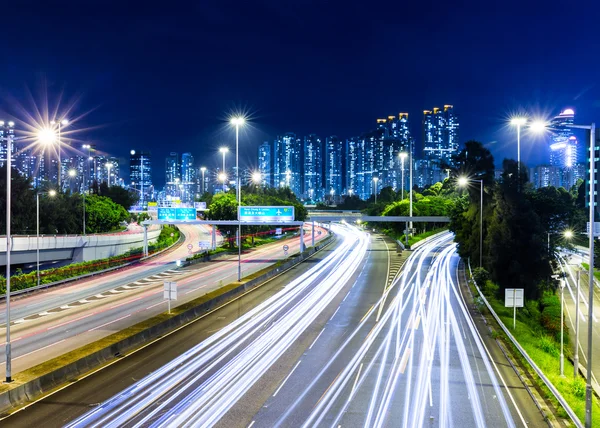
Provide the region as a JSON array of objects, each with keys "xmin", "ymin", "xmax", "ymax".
[{"xmin": 467, "ymin": 259, "xmax": 583, "ymax": 428}]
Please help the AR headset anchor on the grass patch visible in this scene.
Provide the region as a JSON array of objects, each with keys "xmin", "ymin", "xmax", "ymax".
[
  {"xmin": 474, "ymin": 279, "xmax": 600, "ymax": 426},
  {"xmin": 581, "ymin": 263, "xmax": 600, "ymax": 281}
]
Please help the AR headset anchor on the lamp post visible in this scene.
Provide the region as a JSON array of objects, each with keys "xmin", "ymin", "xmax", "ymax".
[
  {"xmin": 532, "ymin": 119, "xmax": 596, "ymax": 427},
  {"xmin": 219, "ymin": 147, "xmax": 229, "ymax": 193},
  {"xmin": 409, "ymin": 139, "xmax": 413, "ymax": 235},
  {"xmin": 510, "ymin": 117, "xmax": 527, "ymax": 190},
  {"xmin": 458, "ymin": 176, "xmax": 484, "ymax": 267},
  {"xmin": 560, "ymin": 278, "xmax": 566, "ymax": 377},
  {"xmin": 399, "ymin": 152, "xmax": 407, "ymax": 201},
  {"xmin": 373, "ymin": 177, "xmax": 379, "ymax": 204},
  {"xmin": 252, "ymin": 171, "xmax": 262, "ymax": 187},
  {"xmin": 2, "ymin": 120, "xmax": 14, "ymax": 382},
  {"xmin": 230, "ymin": 117, "xmax": 245, "ymax": 282},
  {"xmin": 50, "ymin": 119, "xmax": 69, "ymax": 189},
  {"xmin": 200, "ymin": 167, "xmax": 207, "ymax": 194}
]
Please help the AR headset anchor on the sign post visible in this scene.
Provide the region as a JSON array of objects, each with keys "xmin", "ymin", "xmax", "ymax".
[
  {"xmin": 164, "ymin": 281, "xmax": 177, "ymax": 314},
  {"xmin": 238, "ymin": 206, "xmax": 295, "ymax": 222},
  {"xmin": 505, "ymin": 288, "xmax": 524, "ymax": 330}
]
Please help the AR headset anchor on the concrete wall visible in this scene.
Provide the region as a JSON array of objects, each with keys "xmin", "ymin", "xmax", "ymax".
[{"xmin": 0, "ymin": 229, "xmax": 161, "ymax": 266}]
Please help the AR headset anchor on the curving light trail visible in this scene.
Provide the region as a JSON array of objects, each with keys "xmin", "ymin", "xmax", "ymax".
[{"xmin": 66, "ymin": 223, "xmax": 368, "ymax": 428}]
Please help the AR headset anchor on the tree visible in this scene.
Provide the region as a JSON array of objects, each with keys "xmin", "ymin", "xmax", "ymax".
[
  {"xmin": 206, "ymin": 193, "xmax": 238, "ymax": 247},
  {"xmin": 0, "ymin": 166, "xmax": 36, "ymax": 235},
  {"xmin": 485, "ymin": 159, "xmax": 550, "ymax": 299},
  {"xmin": 97, "ymin": 182, "xmax": 139, "ymax": 210},
  {"xmin": 84, "ymin": 194, "xmax": 129, "ymax": 233}
]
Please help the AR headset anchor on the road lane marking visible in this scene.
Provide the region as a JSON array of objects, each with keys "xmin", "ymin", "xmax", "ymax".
[
  {"xmin": 146, "ymin": 301, "xmax": 165, "ymax": 310},
  {"xmin": 308, "ymin": 328, "xmax": 326, "ymax": 350},
  {"xmin": 247, "ymin": 422, "xmax": 255, "ymax": 428},
  {"xmin": 349, "ymin": 362, "xmax": 364, "ymax": 400},
  {"xmin": 399, "ymin": 347, "xmax": 411, "ymax": 373},
  {"xmin": 273, "ymin": 360, "xmax": 301, "ymax": 397},
  {"xmin": 90, "ymin": 314, "xmax": 132, "ymax": 332},
  {"xmin": 0, "ymin": 339, "xmax": 67, "ymax": 366},
  {"xmin": 329, "ymin": 307, "xmax": 340, "ymax": 321}
]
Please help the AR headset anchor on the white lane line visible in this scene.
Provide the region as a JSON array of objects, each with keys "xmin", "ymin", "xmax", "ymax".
[
  {"xmin": 146, "ymin": 301, "xmax": 165, "ymax": 310},
  {"xmin": 329, "ymin": 307, "xmax": 341, "ymax": 321},
  {"xmin": 349, "ymin": 362, "xmax": 364, "ymax": 399},
  {"xmin": 273, "ymin": 360, "xmax": 302, "ymax": 397},
  {"xmin": 185, "ymin": 284, "xmax": 207, "ymax": 295},
  {"xmin": 309, "ymin": 328, "xmax": 326, "ymax": 350},
  {"xmin": 0, "ymin": 339, "xmax": 67, "ymax": 366},
  {"xmin": 247, "ymin": 421, "xmax": 255, "ymax": 428},
  {"xmin": 89, "ymin": 314, "xmax": 131, "ymax": 332}
]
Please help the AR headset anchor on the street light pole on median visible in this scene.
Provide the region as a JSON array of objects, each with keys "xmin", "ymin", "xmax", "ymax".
[
  {"xmin": 230, "ymin": 118, "xmax": 245, "ymax": 282},
  {"xmin": 3, "ymin": 120, "xmax": 14, "ymax": 382}
]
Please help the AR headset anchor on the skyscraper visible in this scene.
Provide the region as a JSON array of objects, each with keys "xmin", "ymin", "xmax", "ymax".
[
  {"xmin": 130, "ymin": 150, "xmax": 152, "ymax": 204},
  {"xmin": 258, "ymin": 141, "xmax": 272, "ymax": 187},
  {"xmin": 325, "ymin": 136, "xmax": 343, "ymax": 198},
  {"xmin": 165, "ymin": 152, "xmax": 180, "ymax": 198},
  {"xmin": 302, "ymin": 134, "xmax": 323, "ymax": 201},
  {"xmin": 181, "ymin": 152, "xmax": 195, "ymax": 202},
  {"xmin": 422, "ymin": 105, "xmax": 459, "ymax": 166},
  {"xmin": 273, "ymin": 133, "xmax": 302, "ymax": 195},
  {"xmin": 0, "ymin": 121, "xmax": 15, "ymax": 169}
]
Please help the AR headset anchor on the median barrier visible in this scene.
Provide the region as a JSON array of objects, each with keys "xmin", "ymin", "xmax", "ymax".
[{"xmin": 0, "ymin": 234, "xmax": 334, "ymax": 416}]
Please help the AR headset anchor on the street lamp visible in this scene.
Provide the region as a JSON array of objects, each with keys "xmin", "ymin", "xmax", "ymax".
[
  {"xmin": 200, "ymin": 167, "xmax": 207, "ymax": 194},
  {"xmin": 219, "ymin": 147, "xmax": 229, "ymax": 193},
  {"xmin": 50, "ymin": 118, "xmax": 69, "ymax": 189},
  {"xmin": 36, "ymin": 189, "xmax": 57, "ymax": 287},
  {"xmin": 373, "ymin": 177, "xmax": 379, "ymax": 204},
  {"xmin": 532, "ymin": 119, "xmax": 596, "ymax": 426},
  {"xmin": 230, "ymin": 116, "xmax": 245, "ymax": 282},
  {"xmin": 2, "ymin": 120, "xmax": 14, "ymax": 382},
  {"xmin": 458, "ymin": 176, "xmax": 484, "ymax": 268},
  {"xmin": 252, "ymin": 171, "xmax": 262, "ymax": 185},
  {"xmin": 399, "ymin": 152, "xmax": 408, "ymax": 201},
  {"xmin": 510, "ymin": 117, "xmax": 527, "ymax": 188}
]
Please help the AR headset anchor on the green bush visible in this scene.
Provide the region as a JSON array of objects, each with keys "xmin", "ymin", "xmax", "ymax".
[
  {"xmin": 538, "ymin": 335, "xmax": 559, "ymax": 357},
  {"xmin": 525, "ymin": 300, "xmax": 541, "ymax": 324},
  {"xmin": 571, "ymin": 378, "xmax": 586, "ymax": 399},
  {"xmin": 472, "ymin": 267, "xmax": 490, "ymax": 285},
  {"xmin": 540, "ymin": 292, "xmax": 561, "ymax": 339},
  {"xmin": 482, "ymin": 280, "xmax": 499, "ymax": 298}
]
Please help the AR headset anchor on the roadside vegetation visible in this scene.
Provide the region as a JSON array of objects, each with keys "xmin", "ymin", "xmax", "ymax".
[
  {"xmin": 470, "ymin": 266, "xmax": 600, "ymax": 426},
  {"xmin": 0, "ymin": 226, "xmax": 180, "ymax": 294}
]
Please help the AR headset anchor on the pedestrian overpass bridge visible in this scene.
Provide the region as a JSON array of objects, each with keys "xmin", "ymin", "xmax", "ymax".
[{"xmin": 306, "ymin": 210, "xmax": 450, "ymax": 223}]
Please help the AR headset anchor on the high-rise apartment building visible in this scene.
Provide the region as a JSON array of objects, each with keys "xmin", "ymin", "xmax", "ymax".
[
  {"xmin": 165, "ymin": 152, "xmax": 180, "ymax": 198},
  {"xmin": 422, "ymin": 105, "xmax": 459, "ymax": 166},
  {"xmin": 0, "ymin": 121, "xmax": 15, "ymax": 169},
  {"xmin": 273, "ymin": 133, "xmax": 302, "ymax": 195},
  {"xmin": 180, "ymin": 152, "xmax": 195, "ymax": 203},
  {"xmin": 325, "ymin": 136, "xmax": 343, "ymax": 198},
  {"xmin": 130, "ymin": 150, "xmax": 153, "ymax": 204},
  {"xmin": 302, "ymin": 134, "xmax": 323, "ymax": 201},
  {"xmin": 258, "ymin": 141, "xmax": 272, "ymax": 187}
]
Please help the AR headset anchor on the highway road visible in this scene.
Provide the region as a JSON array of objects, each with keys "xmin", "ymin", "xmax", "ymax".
[
  {"xmin": 2, "ymin": 228, "xmax": 545, "ymax": 427},
  {"xmin": 558, "ymin": 252, "xmax": 600, "ymax": 387},
  {"xmin": 0, "ymin": 223, "xmax": 326, "ymax": 376}
]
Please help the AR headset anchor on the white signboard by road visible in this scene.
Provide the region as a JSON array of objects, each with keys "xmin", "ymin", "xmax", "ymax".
[
  {"xmin": 505, "ymin": 288, "xmax": 524, "ymax": 308},
  {"xmin": 164, "ymin": 281, "xmax": 177, "ymax": 314}
]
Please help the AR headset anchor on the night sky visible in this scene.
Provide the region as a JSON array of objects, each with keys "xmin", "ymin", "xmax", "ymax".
[{"xmin": 2, "ymin": 1, "xmax": 600, "ymax": 186}]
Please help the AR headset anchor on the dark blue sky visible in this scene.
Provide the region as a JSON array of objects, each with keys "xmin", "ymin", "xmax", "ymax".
[{"xmin": 2, "ymin": 1, "xmax": 600, "ymax": 185}]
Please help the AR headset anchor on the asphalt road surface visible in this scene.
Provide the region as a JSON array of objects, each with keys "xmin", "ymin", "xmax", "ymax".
[{"xmin": 0, "ymin": 223, "xmax": 326, "ymax": 376}]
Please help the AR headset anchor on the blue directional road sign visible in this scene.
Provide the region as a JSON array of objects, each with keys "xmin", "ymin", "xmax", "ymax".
[
  {"xmin": 158, "ymin": 207, "xmax": 197, "ymax": 221},
  {"xmin": 238, "ymin": 206, "xmax": 295, "ymax": 223}
]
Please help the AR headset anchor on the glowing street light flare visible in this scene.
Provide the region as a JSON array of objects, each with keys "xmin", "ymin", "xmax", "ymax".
[
  {"xmin": 457, "ymin": 176, "xmax": 468, "ymax": 187},
  {"xmin": 530, "ymin": 120, "xmax": 548, "ymax": 133},
  {"xmin": 68, "ymin": 169, "xmax": 77, "ymax": 177},
  {"xmin": 251, "ymin": 171, "xmax": 262, "ymax": 184},
  {"xmin": 37, "ymin": 128, "xmax": 57, "ymax": 144},
  {"xmin": 510, "ymin": 117, "xmax": 527, "ymax": 126},
  {"xmin": 218, "ymin": 172, "xmax": 227, "ymax": 182}
]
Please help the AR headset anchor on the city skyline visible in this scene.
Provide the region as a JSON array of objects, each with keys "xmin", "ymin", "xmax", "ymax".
[{"xmin": 1, "ymin": 2, "xmax": 599, "ymax": 183}]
